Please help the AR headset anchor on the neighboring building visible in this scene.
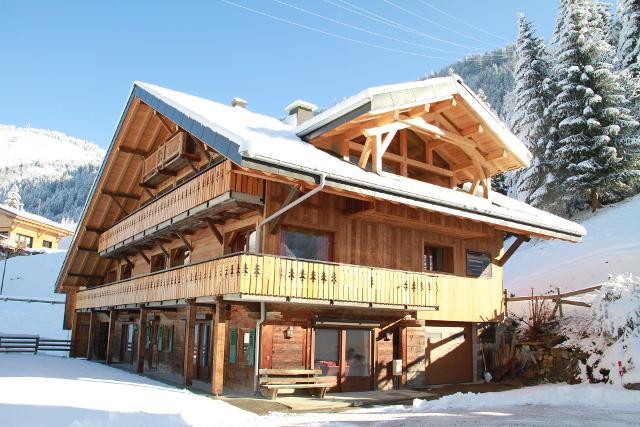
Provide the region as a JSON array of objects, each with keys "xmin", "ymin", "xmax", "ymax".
[
  {"xmin": 55, "ymin": 77, "xmax": 585, "ymax": 395},
  {"xmin": 0, "ymin": 204, "xmax": 74, "ymax": 253}
]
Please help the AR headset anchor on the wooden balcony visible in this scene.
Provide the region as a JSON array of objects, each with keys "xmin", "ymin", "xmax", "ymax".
[
  {"xmin": 75, "ymin": 253, "xmax": 441, "ymax": 311},
  {"xmin": 98, "ymin": 161, "xmax": 264, "ymax": 255},
  {"xmin": 141, "ymin": 131, "xmax": 199, "ymax": 187}
]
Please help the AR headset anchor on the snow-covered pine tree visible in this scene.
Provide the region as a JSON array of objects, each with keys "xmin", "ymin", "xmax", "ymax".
[
  {"xmin": 509, "ymin": 15, "xmax": 553, "ymax": 205},
  {"xmin": 4, "ymin": 184, "xmax": 24, "ymax": 210},
  {"xmin": 617, "ymin": 0, "xmax": 640, "ymax": 76},
  {"xmin": 548, "ymin": 0, "xmax": 640, "ymax": 212}
]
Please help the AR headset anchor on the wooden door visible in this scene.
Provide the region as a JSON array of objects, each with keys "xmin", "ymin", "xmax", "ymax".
[
  {"xmin": 194, "ymin": 322, "xmax": 210, "ymax": 382},
  {"xmin": 120, "ymin": 323, "xmax": 136, "ymax": 364},
  {"xmin": 147, "ymin": 321, "xmax": 159, "ymax": 370},
  {"xmin": 425, "ymin": 322, "xmax": 473, "ymax": 385},
  {"xmin": 94, "ymin": 322, "xmax": 109, "ymax": 361}
]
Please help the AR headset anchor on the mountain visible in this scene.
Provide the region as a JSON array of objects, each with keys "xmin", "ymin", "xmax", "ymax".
[
  {"xmin": 425, "ymin": 46, "xmax": 517, "ymax": 120},
  {"xmin": 0, "ymin": 125, "xmax": 105, "ymax": 223}
]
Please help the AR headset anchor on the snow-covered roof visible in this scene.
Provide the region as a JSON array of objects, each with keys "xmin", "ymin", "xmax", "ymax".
[
  {"xmin": 285, "ymin": 100, "xmax": 318, "ymax": 112},
  {"xmin": 295, "ymin": 76, "xmax": 533, "ymax": 167},
  {"xmin": 0, "ymin": 204, "xmax": 75, "ymax": 234},
  {"xmin": 132, "ymin": 81, "xmax": 585, "ymax": 242}
]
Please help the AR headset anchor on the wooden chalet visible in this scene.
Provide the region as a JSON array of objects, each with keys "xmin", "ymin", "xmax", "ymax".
[
  {"xmin": 0, "ymin": 204, "xmax": 74, "ymax": 253},
  {"xmin": 55, "ymin": 77, "xmax": 585, "ymax": 395}
]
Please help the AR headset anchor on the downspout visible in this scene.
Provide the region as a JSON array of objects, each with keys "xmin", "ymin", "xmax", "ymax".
[
  {"xmin": 252, "ymin": 172, "xmax": 326, "ymax": 394},
  {"xmin": 253, "ymin": 301, "xmax": 266, "ymax": 394}
]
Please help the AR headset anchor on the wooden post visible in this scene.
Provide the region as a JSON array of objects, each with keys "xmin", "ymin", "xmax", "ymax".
[
  {"xmin": 503, "ymin": 289, "xmax": 508, "ymax": 319},
  {"xmin": 136, "ymin": 306, "xmax": 147, "ymax": 373},
  {"xmin": 63, "ymin": 287, "xmax": 77, "ymax": 331},
  {"xmin": 86, "ymin": 310, "xmax": 96, "ymax": 360},
  {"xmin": 211, "ymin": 298, "xmax": 227, "ymax": 395},
  {"xmin": 106, "ymin": 309, "xmax": 117, "ymax": 364},
  {"xmin": 556, "ymin": 288, "xmax": 563, "ymax": 318},
  {"xmin": 400, "ymin": 326, "xmax": 408, "ymax": 387},
  {"xmin": 70, "ymin": 310, "xmax": 79, "ymax": 358},
  {"xmin": 183, "ymin": 300, "xmax": 196, "ymax": 387}
]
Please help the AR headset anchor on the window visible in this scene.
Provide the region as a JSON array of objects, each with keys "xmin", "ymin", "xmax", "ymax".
[
  {"xmin": 16, "ymin": 234, "xmax": 33, "ymax": 248},
  {"xmin": 105, "ymin": 269, "xmax": 117, "ymax": 283},
  {"xmin": 466, "ymin": 251, "xmax": 492, "ymax": 278},
  {"xmin": 0, "ymin": 231, "xmax": 8, "ymax": 239},
  {"xmin": 345, "ymin": 330, "xmax": 370, "ymax": 377},
  {"xmin": 120, "ymin": 263, "xmax": 132, "ymax": 280},
  {"xmin": 424, "ymin": 245, "xmax": 453, "ymax": 273},
  {"xmin": 170, "ymin": 247, "xmax": 189, "ymax": 267},
  {"xmin": 230, "ymin": 229, "xmax": 256, "ymax": 253},
  {"xmin": 150, "ymin": 254, "xmax": 166, "ymax": 273},
  {"xmin": 314, "ymin": 329, "xmax": 340, "ymax": 376},
  {"xmin": 240, "ymin": 328, "xmax": 256, "ymax": 366},
  {"xmin": 280, "ymin": 226, "xmax": 333, "ymax": 262},
  {"xmin": 42, "ymin": 240, "xmax": 53, "ymax": 249}
]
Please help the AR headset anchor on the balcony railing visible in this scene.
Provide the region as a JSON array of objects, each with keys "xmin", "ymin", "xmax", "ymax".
[
  {"xmin": 98, "ymin": 161, "xmax": 263, "ymax": 254},
  {"xmin": 141, "ymin": 132, "xmax": 199, "ymax": 187},
  {"xmin": 75, "ymin": 253, "xmax": 441, "ymax": 310}
]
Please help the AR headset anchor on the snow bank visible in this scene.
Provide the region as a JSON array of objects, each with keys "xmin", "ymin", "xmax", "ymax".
[
  {"xmin": 561, "ymin": 274, "xmax": 640, "ymax": 385},
  {"xmin": 505, "ymin": 193, "xmax": 640, "ymax": 295},
  {"xmin": 412, "ymin": 383, "xmax": 639, "ymax": 411},
  {"xmin": 0, "ymin": 251, "xmax": 67, "ymax": 339},
  {"xmin": 0, "ymin": 354, "xmax": 255, "ymax": 427}
]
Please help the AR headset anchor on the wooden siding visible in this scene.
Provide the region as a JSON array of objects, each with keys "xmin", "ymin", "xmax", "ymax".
[
  {"xmin": 75, "ymin": 253, "xmax": 440, "ymax": 310},
  {"xmin": 98, "ymin": 161, "xmax": 263, "ymax": 252}
]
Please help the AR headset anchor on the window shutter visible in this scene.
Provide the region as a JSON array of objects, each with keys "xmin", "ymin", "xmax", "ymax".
[
  {"xmin": 248, "ymin": 328, "xmax": 256, "ymax": 366},
  {"xmin": 168, "ymin": 325, "xmax": 174, "ymax": 353},
  {"xmin": 229, "ymin": 328, "xmax": 238, "ymax": 364},
  {"xmin": 157, "ymin": 325, "xmax": 164, "ymax": 352},
  {"xmin": 145, "ymin": 325, "xmax": 151, "ymax": 349}
]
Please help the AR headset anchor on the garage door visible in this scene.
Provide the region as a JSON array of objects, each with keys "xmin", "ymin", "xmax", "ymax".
[{"xmin": 424, "ymin": 322, "xmax": 473, "ymax": 385}]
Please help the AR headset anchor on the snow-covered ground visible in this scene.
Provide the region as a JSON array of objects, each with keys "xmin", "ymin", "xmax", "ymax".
[
  {"xmin": 0, "ymin": 251, "xmax": 68, "ymax": 339},
  {"xmin": 1, "ymin": 354, "xmax": 638, "ymax": 427},
  {"xmin": 505, "ymin": 194, "xmax": 640, "ymax": 295}
]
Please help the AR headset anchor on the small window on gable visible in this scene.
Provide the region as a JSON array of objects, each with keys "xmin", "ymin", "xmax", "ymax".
[
  {"xmin": 42, "ymin": 240, "xmax": 53, "ymax": 248},
  {"xmin": 230, "ymin": 229, "xmax": 256, "ymax": 254},
  {"xmin": 150, "ymin": 254, "xmax": 166, "ymax": 273},
  {"xmin": 170, "ymin": 247, "xmax": 189, "ymax": 267},
  {"xmin": 120, "ymin": 263, "xmax": 132, "ymax": 280},
  {"xmin": 424, "ymin": 245, "xmax": 454, "ymax": 274},
  {"xmin": 466, "ymin": 251, "xmax": 492, "ymax": 278}
]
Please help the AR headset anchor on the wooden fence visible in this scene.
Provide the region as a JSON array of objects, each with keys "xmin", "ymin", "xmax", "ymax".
[
  {"xmin": 504, "ymin": 284, "xmax": 602, "ymax": 317},
  {"xmin": 0, "ymin": 335, "xmax": 72, "ymax": 355}
]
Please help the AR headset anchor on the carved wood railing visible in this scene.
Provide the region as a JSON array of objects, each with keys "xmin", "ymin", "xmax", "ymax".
[
  {"xmin": 98, "ymin": 161, "xmax": 263, "ymax": 253},
  {"xmin": 76, "ymin": 253, "xmax": 441, "ymax": 310}
]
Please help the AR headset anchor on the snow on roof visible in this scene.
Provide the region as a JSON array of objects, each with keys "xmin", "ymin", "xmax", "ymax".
[
  {"xmin": 134, "ymin": 81, "xmax": 585, "ymax": 241},
  {"xmin": 0, "ymin": 204, "xmax": 75, "ymax": 233},
  {"xmin": 284, "ymin": 100, "xmax": 318, "ymax": 112},
  {"xmin": 295, "ymin": 76, "xmax": 533, "ymax": 167}
]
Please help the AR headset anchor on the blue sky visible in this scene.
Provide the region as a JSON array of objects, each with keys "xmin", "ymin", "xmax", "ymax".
[{"xmin": 1, "ymin": 0, "xmax": 562, "ymax": 148}]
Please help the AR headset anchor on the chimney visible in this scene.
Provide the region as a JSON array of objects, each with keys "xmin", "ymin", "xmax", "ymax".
[
  {"xmin": 231, "ymin": 97, "xmax": 247, "ymax": 109},
  {"xmin": 285, "ymin": 100, "xmax": 318, "ymax": 125}
]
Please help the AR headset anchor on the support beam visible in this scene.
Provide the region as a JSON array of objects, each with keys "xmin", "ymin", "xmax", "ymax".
[
  {"xmin": 118, "ymin": 146, "xmax": 147, "ymax": 157},
  {"xmin": 155, "ymin": 240, "xmax": 170, "ymax": 259},
  {"xmin": 106, "ymin": 308, "xmax": 117, "ymax": 364},
  {"xmin": 204, "ymin": 218, "xmax": 223, "ymax": 245},
  {"xmin": 85, "ymin": 226, "xmax": 106, "ymax": 234},
  {"xmin": 68, "ymin": 273, "xmax": 103, "ymax": 280},
  {"xmin": 176, "ymin": 231, "xmax": 192, "ymax": 252},
  {"xmin": 399, "ymin": 129, "xmax": 408, "ymax": 177},
  {"xmin": 358, "ymin": 136, "xmax": 374, "ymax": 169},
  {"xmin": 101, "ymin": 189, "xmax": 139, "ymax": 200},
  {"xmin": 495, "ymin": 235, "xmax": 530, "ymax": 267},
  {"xmin": 122, "ymin": 256, "xmax": 134, "ymax": 268},
  {"xmin": 76, "ymin": 246, "xmax": 96, "ymax": 253},
  {"xmin": 269, "ymin": 185, "xmax": 302, "ymax": 234},
  {"xmin": 136, "ymin": 305, "xmax": 147, "ymax": 373},
  {"xmin": 107, "ymin": 194, "xmax": 129, "ymax": 216},
  {"xmin": 430, "ymin": 97, "xmax": 457, "ymax": 113},
  {"xmin": 469, "ymin": 179, "xmax": 481, "ymax": 196},
  {"xmin": 184, "ymin": 300, "xmax": 196, "ymax": 387},
  {"xmin": 154, "ymin": 111, "xmax": 175, "ymax": 133},
  {"xmin": 211, "ymin": 297, "xmax": 227, "ymax": 395},
  {"xmin": 195, "ymin": 140, "xmax": 212, "ymax": 163},
  {"xmin": 460, "ymin": 124, "xmax": 483, "ymax": 137},
  {"xmin": 138, "ymin": 248, "xmax": 150, "ymax": 265},
  {"xmin": 483, "ymin": 176, "xmax": 491, "ymax": 199}
]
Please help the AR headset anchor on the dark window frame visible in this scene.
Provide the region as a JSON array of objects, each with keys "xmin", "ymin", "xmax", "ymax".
[
  {"xmin": 42, "ymin": 240, "xmax": 53, "ymax": 248},
  {"xmin": 466, "ymin": 250, "xmax": 493, "ymax": 278},
  {"xmin": 150, "ymin": 253, "xmax": 167, "ymax": 273},
  {"xmin": 423, "ymin": 244, "xmax": 454, "ymax": 274},
  {"xmin": 16, "ymin": 233, "xmax": 33, "ymax": 248}
]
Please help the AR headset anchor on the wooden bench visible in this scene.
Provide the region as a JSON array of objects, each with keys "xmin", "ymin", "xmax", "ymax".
[{"xmin": 258, "ymin": 369, "xmax": 334, "ymax": 400}]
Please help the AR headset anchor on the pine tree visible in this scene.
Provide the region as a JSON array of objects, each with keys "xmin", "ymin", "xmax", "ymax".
[
  {"xmin": 509, "ymin": 15, "xmax": 554, "ymax": 205},
  {"xmin": 4, "ymin": 184, "xmax": 23, "ymax": 210},
  {"xmin": 548, "ymin": 0, "xmax": 640, "ymax": 212},
  {"xmin": 617, "ymin": 0, "xmax": 640, "ymax": 76}
]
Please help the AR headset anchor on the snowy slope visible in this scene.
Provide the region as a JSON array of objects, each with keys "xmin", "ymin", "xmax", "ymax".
[
  {"xmin": 0, "ymin": 125, "xmax": 103, "ymax": 184},
  {"xmin": 505, "ymin": 194, "xmax": 640, "ymax": 295},
  {"xmin": 0, "ymin": 125, "xmax": 105, "ymax": 222},
  {"xmin": 0, "ymin": 251, "xmax": 68, "ymax": 339}
]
